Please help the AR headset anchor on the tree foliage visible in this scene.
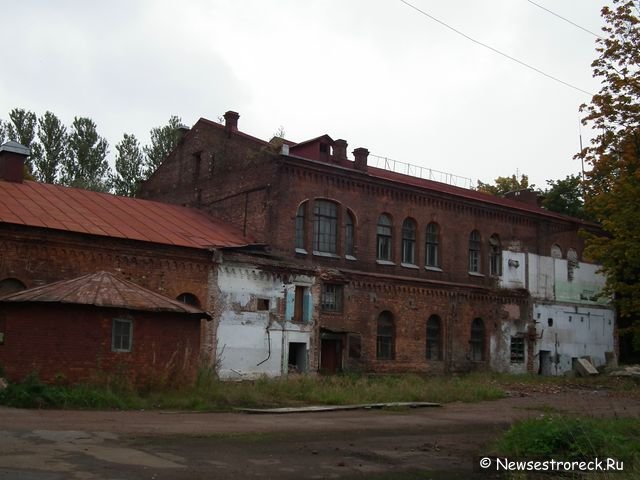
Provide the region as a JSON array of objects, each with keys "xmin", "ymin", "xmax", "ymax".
[
  {"xmin": 541, "ymin": 174, "xmax": 588, "ymax": 219},
  {"xmin": 578, "ymin": 0, "xmax": 640, "ymax": 351},
  {"xmin": 62, "ymin": 117, "xmax": 110, "ymax": 192},
  {"xmin": 34, "ymin": 111, "xmax": 67, "ymax": 184},
  {"xmin": 477, "ymin": 174, "xmax": 531, "ymax": 196},
  {"xmin": 143, "ymin": 115, "xmax": 182, "ymax": 178},
  {"xmin": 4, "ymin": 108, "xmax": 42, "ymax": 173},
  {"xmin": 111, "ymin": 133, "xmax": 144, "ymax": 197}
]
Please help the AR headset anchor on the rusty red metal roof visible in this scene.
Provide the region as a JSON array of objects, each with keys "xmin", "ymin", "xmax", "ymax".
[
  {"xmin": 0, "ymin": 180, "xmax": 254, "ymax": 249},
  {"xmin": 0, "ymin": 271, "xmax": 211, "ymax": 318}
]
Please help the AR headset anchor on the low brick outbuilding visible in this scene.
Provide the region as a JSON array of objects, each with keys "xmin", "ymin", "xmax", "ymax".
[{"xmin": 0, "ymin": 271, "xmax": 211, "ymax": 386}]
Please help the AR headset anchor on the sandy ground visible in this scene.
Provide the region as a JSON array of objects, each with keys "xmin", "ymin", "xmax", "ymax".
[{"xmin": 0, "ymin": 387, "xmax": 638, "ymax": 479}]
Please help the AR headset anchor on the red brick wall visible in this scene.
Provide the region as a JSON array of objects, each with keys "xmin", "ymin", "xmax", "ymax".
[{"xmin": 0, "ymin": 304, "xmax": 202, "ymax": 385}]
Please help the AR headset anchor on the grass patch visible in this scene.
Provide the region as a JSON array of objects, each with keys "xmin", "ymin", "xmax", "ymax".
[
  {"xmin": 494, "ymin": 415, "xmax": 640, "ymax": 479},
  {"xmin": 0, "ymin": 371, "xmax": 505, "ymax": 410},
  {"xmin": 0, "ymin": 371, "xmax": 636, "ymax": 411}
]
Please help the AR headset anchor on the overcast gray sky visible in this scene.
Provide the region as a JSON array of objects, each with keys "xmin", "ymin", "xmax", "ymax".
[{"xmin": 0, "ymin": 0, "xmax": 609, "ymax": 189}]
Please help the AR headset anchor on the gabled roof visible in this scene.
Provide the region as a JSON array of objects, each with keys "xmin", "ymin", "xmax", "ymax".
[
  {"xmin": 0, "ymin": 271, "xmax": 211, "ymax": 318},
  {"xmin": 0, "ymin": 180, "xmax": 254, "ymax": 249}
]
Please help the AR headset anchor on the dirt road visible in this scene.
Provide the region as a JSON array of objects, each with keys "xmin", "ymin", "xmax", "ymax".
[{"xmin": 0, "ymin": 388, "xmax": 638, "ymax": 479}]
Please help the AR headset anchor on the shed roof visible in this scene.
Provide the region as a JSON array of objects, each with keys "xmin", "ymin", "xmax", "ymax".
[
  {"xmin": 0, "ymin": 180, "xmax": 253, "ymax": 249},
  {"xmin": 0, "ymin": 271, "xmax": 211, "ymax": 319}
]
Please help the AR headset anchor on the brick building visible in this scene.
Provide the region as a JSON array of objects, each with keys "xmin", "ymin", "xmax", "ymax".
[
  {"xmin": 139, "ymin": 111, "xmax": 615, "ymax": 376},
  {"xmin": 0, "ymin": 272, "xmax": 210, "ymax": 385}
]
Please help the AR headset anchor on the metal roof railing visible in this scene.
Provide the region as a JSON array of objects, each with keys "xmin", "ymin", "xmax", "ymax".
[{"xmin": 368, "ymin": 154, "xmax": 474, "ymax": 189}]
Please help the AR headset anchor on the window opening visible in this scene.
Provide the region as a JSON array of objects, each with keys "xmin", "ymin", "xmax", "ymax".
[
  {"xmin": 426, "ymin": 315, "xmax": 442, "ymax": 360},
  {"xmin": 402, "ymin": 218, "xmax": 416, "ymax": 264},
  {"xmin": 112, "ymin": 319, "xmax": 132, "ymax": 352},
  {"xmin": 510, "ymin": 336, "xmax": 525, "ymax": 364},
  {"xmin": 469, "ymin": 230, "xmax": 481, "ymax": 273},
  {"xmin": 425, "ymin": 223, "xmax": 439, "ymax": 268},
  {"xmin": 313, "ymin": 200, "xmax": 338, "ymax": 253},
  {"xmin": 376, "ymin": 311, "xmax": 395, "ymax": 360},
  {"xmin": 470, "ymin": 318, "xmax": 484, "ymax": 361},
  {"xmin": 321, "ymin": 283, "xmax": 343, "ymax": 312},
  {"xmin": 377, "ymin": 214, "xmax": 392, "ymax": 261},
  {"xmin": 489, "ymin": 234, "xmax": 502, "ymax": 276}
]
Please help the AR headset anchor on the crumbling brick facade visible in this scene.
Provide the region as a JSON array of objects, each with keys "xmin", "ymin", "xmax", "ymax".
[{"xmin": 139, "ymin": 112, "xmax": 596, "ymax": 374}]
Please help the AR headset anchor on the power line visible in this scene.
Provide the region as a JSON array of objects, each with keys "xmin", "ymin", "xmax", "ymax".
[
  {"xmin": 527, "ymin": 0, "xmax": 603, "ymax": 39},
  {"xmin": 399, "ymin": 0, "xmax": 593, "ymax": 97}
]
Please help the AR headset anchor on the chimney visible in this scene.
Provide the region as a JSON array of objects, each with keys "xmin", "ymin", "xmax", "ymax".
[
  {"xmin": 176, "ymin": 124, "xmax": 190, "ymax": 142},
  {"xmin": 504, "ymin": 189, "xmax": 542, "ymax": 207},
  {"xmin": 353, "ymin": 147, "xmax": 369, "ymax": 172},
  {"xmin": 224, "ymin": 110, "xmax": 239, "ymax": 135},
  {"xmin": 0, "ymin": 141, "xmax": 30, "ymax": 183},
  {"xmin": 333, "ymin": 139, "xmax": 347, "ymax": 162}
]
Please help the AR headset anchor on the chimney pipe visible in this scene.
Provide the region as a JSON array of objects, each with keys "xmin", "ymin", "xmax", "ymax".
[
  {"xmin": 353, "ymin": 147, "xmax": 369, "ymax": 172},
  {"xmin": 0, "ymin": 141, "xmax": 30, "ymax": 183},
  {"xmin": 333, "ymin": 139, "xmax": 347, "ymax": 162},
  {"xmin": 224, "ymin": 111, "xmax": 239, "ymax": 135}
]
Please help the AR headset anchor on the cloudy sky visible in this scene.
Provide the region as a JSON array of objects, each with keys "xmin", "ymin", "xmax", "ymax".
[{"xmin": 1, "ymin": 0, "xmax": 609, "ymax": 189}]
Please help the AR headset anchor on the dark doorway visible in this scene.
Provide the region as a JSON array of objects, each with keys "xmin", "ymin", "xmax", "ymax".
[
  {"xmin": 288, "ymin": 342, "xmax": 308, "ymax": 373},
  {"xmin": 539, "ymin": 350, "xmax": 552, "ymax": 375},
  {"xmin": 320, "ymin": 338, "xmax": 343, "ymax": 374}
]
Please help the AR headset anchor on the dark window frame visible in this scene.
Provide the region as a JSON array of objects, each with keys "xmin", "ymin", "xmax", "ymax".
[
  {"xmin": 321, "ymin": 283, "xmax": 344, "ymax": 312},
  {"xmin": 469, "ymin": 230, "xmax": 481, "ymax": 273},
  {"xmin": 489, "ymin": 234, "xmax": 502, "ymax": 276},
  {"xmin": 425, "ymin": 222, "xmax": 439, "ymax": 268},
  {"xmin": 313, "ymin": 200, "xmax": 338, "ymax": 254},
  {"xmin": 426, "ymin": 315, "xmax": 442, "ymax": 360},
  {"xmin": 470, "ymin": 318, "xmax": 485, "ymax": 361},
  {"xmin": 401, "ymin": 218, "xmax": 417, "ymax": 264},
  {"xmin": 376, "ymin": 214, "xmax": 392, "ymax": 261},
  {"xmin": 376, "ymin": 311, "xmax": 395, "ymax": 360}
]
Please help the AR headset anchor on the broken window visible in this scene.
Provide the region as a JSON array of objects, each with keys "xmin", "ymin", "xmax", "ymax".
[
  {"xmin": 348, "ymin": 334, "xmax": 362, "ymax": 359},
  {"xmin": 425, "ymin": 222, "xmax": 439, "ymax": 268},
  {"xmin": 313, "ymin": 200, "xmax": 338, "ymax": 253},
  {"xmin": 489, "ymin": 234, "xmax": 502, "ymax": 276},
  {"xmin": 176, "ymin": 292, "xmax": 200, "ymax": 308},
  {"xmin": 345, "ymin": 210, "xmax": 355, "ymax": 257},
  {"xmin": 426, "ymin": 315, "xmax": 442, "ymax": 360},
  {"xmin": 469, "ymin": 230, "xmax": 481, "ymax": 273},
  {"xmin": 376, "ymin": 214, "xmax": 392, "ymax": 261},
  {"xmin": 295, "ymin": 201, "xmax": 307, "ymax": 251},
  {"xmin": 401, "ymin": 218, "xmax": 417, "ymax": 264},
  {"xmin": 376, "ymin": 311, "xmax": 395, "ymax": 360},
  {"xmin": 469, "ymin": 318, "xmax": 484, "ymax": 361},
  {"xmin": 257, "ymin": 298, "xmax": 270, "ymax": 311},
  {"xmin": 112, "ymin": 319, "xmax": 132, "ymax": 352},
  {"xmin": 510, "ymin": 336, "xmax": 525, "ymax": 364},
  {"xmin": 321, "ymin": 283, "xmax": 343, "ymax": 312}
]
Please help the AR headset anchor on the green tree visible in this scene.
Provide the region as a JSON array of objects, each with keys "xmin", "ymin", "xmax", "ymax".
[
  {"xmin": 62, "ymin": 117, "xmax": 110, "ymax": 192},
  {"xmin": 34, "ymin": 111, "xmax": 67, "ymax": 184},
  {"xmin": 143, "ymin": 115, "xmax": 182, "ymax": 178},
  {"xmin": 542, "ymin": 174, "xmax": 587, "ymax": 219},
  {"xmin": 477, "ymin": 174, "xmax": 532, "ymax": 195},
  {"xmin": 5, "ymin": 108, "xmax": 42, "ymax": 173},
  {"xmin": 578, "ymin": 0, "xmax": 640, "ymax": 354},
  {"xmin": 111, "ymin": 133, "xmax": 144, "ymax": 197}
]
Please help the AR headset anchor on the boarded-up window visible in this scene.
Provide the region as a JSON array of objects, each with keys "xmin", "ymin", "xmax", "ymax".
[{"xmin": 348, "ymin": 334, "xmax": 362, "ymax": 359}]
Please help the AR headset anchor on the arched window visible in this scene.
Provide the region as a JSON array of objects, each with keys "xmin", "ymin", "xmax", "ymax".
[
  {"xmin": 470, "ymin": 318, "xmax": 485, "ymax": 361},
  {"xmin": 469, "ymin": 230, "xmax": 481, "ymax": 273},
  {"xmin": 295, "ymin": 201, "xmax": 307, "ymax": 250},
  {"xmin": 550, "ymin": 244, "xmax": 562, "ymax": 259},
  {"xmin": 376, "ymin": 214, "xmax": 392, "ymax": 261},
  {"xmin": 376, "ymin": 311, "xmax": 395, "ymax": 360},
  {"xmin": 489, "ymin": 234, "xmax": 502, "ymax": 276},
  {"xmin": 425, "ymin": 223, "xmax": 439, "ymax": 268},
  {"xmin": 426, "ymin": 315, "xmax": 442, "ymax": 360},
  {"xmin": 0, "ymin": 278, "xmax": 26, "ymax": 297},
  {"xmin": 313, "ymin": 200, "xmax": 338, "ymax": 254},
  {"xmin": 176, "ymin": 293, "xmax": 201, "ymax": 308},
  {"xmin": 345, "ymin": 210, "xmax": 355, "ymax": 257},
  {"xmin": 401, "ymin": 218, "xmax": 416, "ymax": 264}
]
